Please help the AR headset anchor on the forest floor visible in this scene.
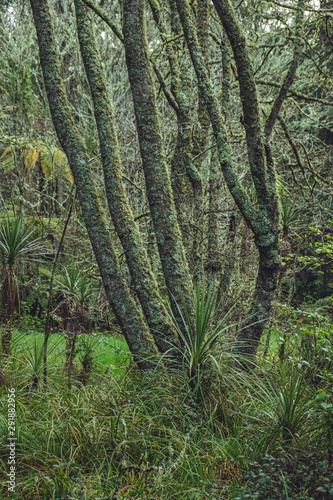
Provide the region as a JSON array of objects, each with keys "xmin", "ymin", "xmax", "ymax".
[{"xmin": 1, "ymin": 326, "xmax": 333, "ymax": 500}]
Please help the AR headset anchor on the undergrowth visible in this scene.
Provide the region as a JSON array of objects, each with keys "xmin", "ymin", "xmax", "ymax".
[
  {"xmin": 1, "ymin": 295, "xmax": 333, "ymax": 499},
  {"xmin": 0, "ymin": 352, "xmax": 332, "ymax": 499}
]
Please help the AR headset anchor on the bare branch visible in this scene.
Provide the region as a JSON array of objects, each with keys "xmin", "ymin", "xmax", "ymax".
[
  {"xmin": 264, "ymin": 0, "xmax": 306, "ymax": 138},
  {"xmin": 81, "ymin": 0, "xmax": 124, "ymax": 42},
  {"xmin": 256, "ymin": 80, "xmax": 333, "ymax": 107}
]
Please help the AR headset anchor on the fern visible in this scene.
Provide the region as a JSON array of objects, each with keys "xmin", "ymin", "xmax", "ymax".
[{"xmin": 0, "ymin": 140, "xmax": 74, "ymax": 185}]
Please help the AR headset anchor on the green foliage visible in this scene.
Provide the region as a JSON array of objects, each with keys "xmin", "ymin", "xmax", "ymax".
[
  {"xmin": 1, "ymin": 354, "xmax": 331, "ymax": 500},
  {"xmin": 0, "ymin": 217, "xmax": 43, "ymax": 270},
  {"xmin": 239, "ymin": 365, "xmax": 313, "ymax": 451},
  {"xmin": 310, "ymin": 390, "xmax": 333, "ymax": 466},
  {"xmin": 0, "ymin": 140, "xmax": 74, "ymax": 187},
  {"xmin": 281, "ymin": 203, "xmax": 300, "ymax": 237},
  {"xmin": 0, "ymin": 0, "xmax": 333, "ymax": 497},
  {"xmin": 292, "ymin": 224, "xmax": 333, "ymax": 270},
  {"xmin": 21, "ymin": 333, "xmax": 63, "ymax": 391},
  {"xmin": 3, "ymin": 65, "xmax": 36, "ymax": 114},
  {"xmin": 38, "ymin": 143, "xmax": 74, "ymax": 185},
  {"xmin": 168, "ymin": 282, "xmax": 235, "ymax": 400},
  {"xmin": 273, "ymin": 371, "xmax": 312, "ymax": 444},
  {"xmin": 20, "ymin": 301, "xmax": 45, "ymax": 331},
  {"xmin": 76, "ymin": 335, "xmax": 101, "ymax": 371},
  {"xmin": 0, "ymin": 217, "xmax": 43, "ymax": 348},
  {"xmin": 276, "ymin": 306, "xmax": 333, "ymax": 383},
  {"xmin": 56, "ymin": 266, "xmax": 93, "ymax": 305},
  {"xmin": 234, "ymin": 452, "xmax": 333, "ymax": 500}
]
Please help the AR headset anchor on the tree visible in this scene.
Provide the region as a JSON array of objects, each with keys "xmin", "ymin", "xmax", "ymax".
[
  {"xmin": 25, "ymin": 0, "xmax": 332, "ymax": 366},
  {"xmin": 0, "ymin": 217, "xmax": 43, "ymax": 354}
]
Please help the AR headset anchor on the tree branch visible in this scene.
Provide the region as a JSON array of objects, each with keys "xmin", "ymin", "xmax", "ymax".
[
  {"xmin": 256, "ymin": 80, "xmax": 333, "ymax": 107},
  {"xmin": 212, "ymin": 0, "xmax": 268, "ymax": 208},
  {"xmin": 264, "ymin": 0, "xmax": 306, "ymax": 138},
  {"xmin": 81, "ymin": 0, "xmax": 124, "ymax": 42},
  {"xmin": 175, "ymin": 0, "xmax": 259, "ymax": 233}
]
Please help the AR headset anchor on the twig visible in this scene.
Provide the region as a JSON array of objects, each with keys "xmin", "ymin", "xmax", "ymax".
[
  {"xmin": 43, "ymin": 187, "xmax": 76, "ymax": 388},
  {"xmin": 256, "ymin": 79, "xmax": 333, "ymax": 107}
]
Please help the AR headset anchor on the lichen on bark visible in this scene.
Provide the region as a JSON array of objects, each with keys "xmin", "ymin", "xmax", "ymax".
[
  {"xmin": 30, "ymin": 0, "xmax": 159, "ymax": 369},
  {"xmin": 175, "ymin": 0, "xmax": 282, "ymax": 358},
  {"xmin": 74, "ymin": 0, "xmax": 179, "ymax": 353},
  {"xmin": 123, "ymin": 0, "xmax": 195, "ymax": 335}
]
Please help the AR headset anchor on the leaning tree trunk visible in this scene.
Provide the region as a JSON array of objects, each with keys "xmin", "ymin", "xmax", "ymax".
[
  {"xmin": 175, "ymin": 0, "xmax": 305, "ymax": 359},
  {"xmin": 73, "ymin": 0, "xmax": 179, "ymax": 354},
  {"xmin": 123, "ymin": 0, "xmax": 195, "ymax": 335},
  {"xmin": 30, "ymin": 0, "xmax": 158, "ymax": 370},
  {"xmin": 149, "ymin": 0, "xmax": 202, "ymax": 273},
  {"xmin": 175, "ymin": 0, "xmax": 282, "ymax": 359}
]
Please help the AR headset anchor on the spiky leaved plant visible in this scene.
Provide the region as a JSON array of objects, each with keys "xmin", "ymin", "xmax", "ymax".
[
  {"xmin": 76, "ymin": 335, "xmax": 103, "ymax": 386},
  {"xmin": 281, "ymin": 203, "xmax": 300, "ymax": 239},
  {"xmin": 167, "ymin": 282, "xmax": 236, "ymax": 402},
  {"xmin": 21, "ymin": 333, "xmax": 62, "ymax": 392},
  {"xmin": 55, "ymin": 266, "xmax": 94, "ymax": 387},
  {"xmin": 0, "ymin": 217, "xmax": 43, "ymax": 354},
  {"xmin": 250, "ymin": 366, "xmax": 313, "ymax": 447},
  {"xmin": 55, "ymin": 266, "xmax": 93, "ymax": 338}
]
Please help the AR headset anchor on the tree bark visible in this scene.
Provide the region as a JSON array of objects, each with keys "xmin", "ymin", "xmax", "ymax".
[
  {"xmin": 264, "ymin": 0, "xmax": 306, "ymax": 139},
  {"xmin": 175, "ymin": 0, "xmax": 281, "ymax": 358},
  {"xmin": 123, "ymin": 0, "xmax": 195, "ymax": 334},
  {"xmin": 149, "ymin": 0, "xmax": 202, "ymax": 275},
  {"xmin": 74, "ymin": 0, "xmax": 179, "ymax": 353},
  {"xmin": 30, "ymin": 0, "xmax": 158, "ymax": 369}
]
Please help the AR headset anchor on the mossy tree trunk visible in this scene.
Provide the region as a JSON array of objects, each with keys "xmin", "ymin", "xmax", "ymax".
[
  {"xmin": 175, "ymin": 0, "xmax": 281, "ymax": 358},
  {"xmin": 206, "ymin": 152, "xmax": 222, "ymax": 283},
  {"xmin": 191, "ymin": 0, "xmax": 210, "ymax": 282},
  {"xmin": 206, "ymin": 31, "xmax": 232, "ymax": 284},
  {"xmin": 150, "ymin": 0, "xmax": 205, "ymax": 278},
  {"xmin": 1, "ymin": 269, "xmax": 19, "ymax": 355},
  {"xmin": 149, "ymin": 0, "xmax": 197, "ymax": 264},
  {"xmin": 176, "ymin": 0, "xmax": 306, "ymax": 358},
  {"xmin": 30, "ymin": 0, "xmax": 158, "ymax": 370},
  {"xmin": 123, "ymin": 0, "xmax": 195, "ymax": 334},
  {"xmin": 29, "ymin": 0, "xmax": 306, "ymax": 365},
  {"xmin": 73, "ymin": 0, "xmax": 179, "ymax": 353}
]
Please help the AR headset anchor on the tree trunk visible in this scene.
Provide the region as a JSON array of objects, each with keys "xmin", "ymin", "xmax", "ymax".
[
  {"xmin": 74, "ymin": 0, "xmax": 179, "ymax": 353},
  {"xmin": 123, "ymin": 0, "xmax": 195, "ymax": 334},
  {"xmin": 30, "ymin": 0, "xmax": 158, "ymax": 370},
  {"xmin": 175, "ymin": 0, "xmax": 281, "ymax": 359},
  {"xmin": 1, "ymin": 269, "xmax": 19, "ymax": 355},
  {"xmin": 236, "ymin": 241, "xmax": 280, "ymax": 358}
]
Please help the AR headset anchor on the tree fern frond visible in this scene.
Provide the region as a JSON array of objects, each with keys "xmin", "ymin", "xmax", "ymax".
[
  {"xmin": 24, "ymin": 148, "xmax": 40, "ymax": 170},
  {"xmin": 0, "ymin": 146, "xmax": 15, "ymax": 170},
  {"xmin": 39, "ymin": 147, "xmax": 52, "ymax": 179}
]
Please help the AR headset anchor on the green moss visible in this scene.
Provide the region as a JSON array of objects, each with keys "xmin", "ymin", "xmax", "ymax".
[
  {"xmin": 74, "ymin": 0, "xmax": 179, "ymax": 353},
  {"xmin": 30, "ymin": 0, "xmax": 159, "ymax": 369}
]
